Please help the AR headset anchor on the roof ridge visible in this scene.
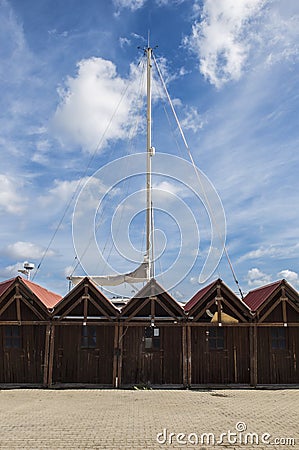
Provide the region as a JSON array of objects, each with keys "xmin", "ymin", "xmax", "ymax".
[{"xmin": 246, "ymin": 279, "xmax": 282, "ymax": 294}]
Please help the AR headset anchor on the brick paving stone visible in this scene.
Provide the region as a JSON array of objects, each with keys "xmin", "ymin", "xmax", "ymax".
[{"xmin": 0, "ymin": 389, "xmax": 297, "ymax": 449}]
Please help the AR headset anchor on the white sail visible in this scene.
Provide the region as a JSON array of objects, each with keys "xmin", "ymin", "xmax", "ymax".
[{"xmin": 69, "ymin": 261, "xmax": 148, "ymax": 287}]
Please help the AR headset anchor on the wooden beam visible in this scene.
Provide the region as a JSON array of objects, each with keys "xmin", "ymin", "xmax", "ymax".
[
  {"xmin": 282, "ymin": 297, "xmax": 287, "ymax": 324},
  {"xmin": 16, "ymin": 297, "xmax": 21, "ymax": 323},
  {"xmin": 83, "ymin": 297, "xmax": 88, "ymax": 323},
  {"xmin": 117, "ymin": 324, "xmax": 124, "ymax": 387},
  {"xmin": 0, "ymin": 295, "xmax": 16, "ymax": 317},
  {"xmin": 21, "ymin": 297, "xmax": 45, "ymax": 320},
  {"xmin": 250, "ymin": 325, "xmax": 257, "ymax": 386},
  {"xmin": 47, "ymin": 325, "xmax": 55, "ymax": 387},
  {"xmin": 57, "ymin": 296, "xmax": 83, "ymax": 321},
  {"xmin": 182, "ymin": 325, "xmax": 187, "ymax": 387},
  {"xmin": 155, "ymin": 297, "xmax": 179, "ymax": 321},
  {"xmin": 124, "ymin": 298, "xmax": 149, "ymax": 322},
  {"xmin": 89, "ymin": 296, "xmax": 113, "ymax": 322},
  {"xmin": 285, "ymin": 297, "xmax": 299, "ymax": 314},
  {"xmin": 221, "ymin": 297, "xmax": 248, "ymax": 323},
  {"xmin": 259, "ymin": 297, "xmax": 282, "ymax": 323},
  {"xmin": 112, "ymin": 323, "xmax": 119, "ymax": 388},
  {"xmin": 43, "ymin": 324, "xmax": 51, "ymax": 387},
  {"xmin": 150, "ymin": 297, "xmax": 155, "ymax": 319},
  {"xmin": 216, "ymin": 295, "xmax": 222, "ymax": 324},
  {"xmin": 187, "ymin": 324, "xmax": 192, "ymax": 387},
  {"xmin": 193, "ymin": 298, "xmax": 216, "ymax": 321}
]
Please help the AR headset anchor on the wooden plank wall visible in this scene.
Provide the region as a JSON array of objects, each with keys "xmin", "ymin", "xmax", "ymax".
[
  {"xmin": 0, "ymin": 325, "xmax": 46, "ymax": 384},
  {"xmin": 190, "ymin": 326, "xmax": 250, "ymax": 385},
  {"xmin": 51, "ymin": 324, "xmax": 115, "ymax": 385}
]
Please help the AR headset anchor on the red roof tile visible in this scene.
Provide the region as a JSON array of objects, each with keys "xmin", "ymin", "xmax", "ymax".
[
  {"xmin": 184, "ymin": 280, "xmax": 218, "ymax": 312},
  {"xmin": 0, "ymin": 278, "xmax": 15, "ymax": 297},
  {"xmin": 243, "ymin": 280, "xmax": 282, "ymax": 312}
]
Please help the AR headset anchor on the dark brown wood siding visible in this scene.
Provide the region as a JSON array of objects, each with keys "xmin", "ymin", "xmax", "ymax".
[
  {"xmin": 121, "ymin": 325, "xmax": 183, "ymax": 386},
  {"xmin": 52, "ymin": 325, "xmax": 114, "ymax": 385},
  {"xmin": 190, "ymin": 326, "xmax": 250, "ymax": 385},
  {"xmin": 257, "ymin": 327, "xmax": 299, "ymax": 384},
  {"xmin": 0, "ymin": 325, "xmax": 46, "ymax": 384}
]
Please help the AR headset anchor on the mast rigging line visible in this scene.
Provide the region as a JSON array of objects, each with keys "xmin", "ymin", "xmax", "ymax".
[
  {"xmin": 152, "ymin": 52, "xmax": 244, "ymax": 299},
  {"xmin": 32, "ymin": 55, "xmax": 145, "ymax": 282}
]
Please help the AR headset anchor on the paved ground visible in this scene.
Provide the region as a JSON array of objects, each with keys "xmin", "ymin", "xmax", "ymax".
[{"xmin": 0, "ymin": 388, "xmax": 298, "ymax": 449}]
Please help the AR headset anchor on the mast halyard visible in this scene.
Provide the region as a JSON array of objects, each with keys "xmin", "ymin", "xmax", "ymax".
[{"xmin": 145, "ymin": 46, "xmax": 154, "ymax": 280}]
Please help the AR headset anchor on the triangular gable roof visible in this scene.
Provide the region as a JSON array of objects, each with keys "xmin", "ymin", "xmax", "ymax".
[
  {"xmin": 0, "ymin": 276, "xmax": 62, "ymax": 320},
  {"xmin": 243, "ymin": 279, "xmax": 299, "ymax": 312},
  {"xmin": 0, "ymin": 276, "xmax": 62, "ymax": 308},
  {"xmin": 120, "ymin": 278, "xmax": 184, "ymax": 319},
  {"xmin": 53, "ymin": 276, "xmax": 119, "ymax": 319},
  {"xmin": 184, "ymin": 278, "xmax": 252, "ymax": 322},
  {"xmin": 184, "ymin": 280, "xmax": 218, "ymax": 312}
]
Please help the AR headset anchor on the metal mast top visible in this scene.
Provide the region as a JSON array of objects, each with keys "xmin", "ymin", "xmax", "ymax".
[{"xmin": 145, "ymin": 46, "xmax": 154, "ymax": 280}]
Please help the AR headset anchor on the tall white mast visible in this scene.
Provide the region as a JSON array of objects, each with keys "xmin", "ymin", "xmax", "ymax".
[{"xmin": 145, "ymin": 46, "xmax": 154, "ymax": 280}]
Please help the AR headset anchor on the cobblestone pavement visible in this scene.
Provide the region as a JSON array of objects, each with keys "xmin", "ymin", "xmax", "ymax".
[{"xmin": 0, "ymin": 388, "xmax": 298, "ymax": 449}]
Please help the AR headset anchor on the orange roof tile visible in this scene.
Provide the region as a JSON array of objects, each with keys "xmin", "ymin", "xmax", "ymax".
[{"xmin": 21, "ymin": 278, "xmax": 62, "ymax": 308}]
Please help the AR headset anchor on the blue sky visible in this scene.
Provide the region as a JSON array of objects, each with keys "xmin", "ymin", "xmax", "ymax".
[{"xmin": 0, "ymin": 0, "xmax": 299, "ymax": 300}]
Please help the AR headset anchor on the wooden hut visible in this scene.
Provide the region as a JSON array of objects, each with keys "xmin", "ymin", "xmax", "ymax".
[
  {"xmin": 0, "ymin": 276, "xmax": 61, "ymax": 386},
  {"xmin": 244, "ymin": 279, "xmax": 299, "ymax": 385},
  {"xmin": 118, "ymin": 278, "xmax": 186, "ymax": 387},
  {"xmin": 49, "ymin": 277, "xmax": 119, "ymax": 387},
  {"xmin": 184, "ymin": 279, "xmax": 253, "ymax": 387}
]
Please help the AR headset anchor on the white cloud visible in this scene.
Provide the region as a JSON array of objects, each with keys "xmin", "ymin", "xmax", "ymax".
[
  {"xmin": 185, "ymin": 0, "xmax": 265, "ymax": 88},
  {"xmin": 180, "ymin": 106, "xmax": 205, "ymax": 133},
  {"xmin": 278, "ymin": 269, "xmax": 299, "ymax": 288},
  {"xmin": 0, "ymin": 174, "xmax": 26, "ymax": 214},
  {"xmin": 0, "ymin": 262, "xmax": 24, "ymax": 279},
  {"xmin": 0, "ymin": 0, "xmax": 31, "ymax": 83},
  {"xmin": 185, "ymin": 0, "xmax": 299, "ymax": 88},
  {"xmin": 1, "ymin": 241, "xmax": 56, "ymax": 260},
  {"xmin": 239, "ymin": 244, "xmax": 299, "ymax": 263},
  {"xmin": 246, "ymin": 267, "xmax": 271, "ymax": 287},
  {"xmin": 113, "ymin": 0, "xmax": 146, "ymax": 12},
  {"xmin": 53, "ymin": 57, "xmax": 142, "ymax": 152},
  {"xmin": 40, "ymin": 177, "xmax": 110, "ymax": 211},
  {"xmin": 119, "ymin": 37, "xmax": 131, "ymax": 48}
]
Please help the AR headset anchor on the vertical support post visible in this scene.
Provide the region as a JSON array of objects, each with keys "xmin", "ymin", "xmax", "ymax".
[
  {"xmin": 43, "ymin": 324, "xmax": 51, "ymax": 387},
  {"xmin": 15, "ymin": 283, "xmax": 21, "ymax": 323},
  {"xmin": 187, "ymin": 324, "xmax": 192, "ymax": 387},
  {"xmin": 113, "ymin": 322, "xmax": 119, "ymax": 388},
  {"xmin": 47, "ymin": 324, "xmax": 55, "ymax": 387},
  {"xmin": 182, "ymin": 324, "xmax": 187, "ymax": 387},
  {"xmin": 83, "ymin": 297, "xmax": 88, "ymax": 323},
  {"xmin": 216, "ymin": 285, "xmax": 222, "ymax": 325},
  {"xmin": 250, "ymin": 324, "xmax": 258, "ymax": 386},
  {"xmin": 16, "ymin": 297, "xmax": 21, "ymax": 323},
  {"xmin": 150, "ymin": 297, "xmax": 155, "ymax": 322},
  {"xmin": 117, "ymin": 323, "xmax": 123, "ymax": 388},
  {"xmin": 281, "ymin": 287, "xmax": 288, "ymax": 324}
]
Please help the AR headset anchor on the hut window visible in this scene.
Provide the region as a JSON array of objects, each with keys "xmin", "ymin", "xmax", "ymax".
[
  {"xmin": 81, "ymin": 326, "xmax": 97, "ymax": 348},
  {"xmin": 271, "ymin": 328, "xmax": 286, "ymax": 350},
  {"xmin": 4, "ymin": 326, "xmax": 21, "ymax": 349},
  {"xmin": 208, "ymin": 327, "xmax": 224, "ymax": 350},
  {"xmin": 144, "ymin": 327, "xmax": 160, "ymax": 350}
]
